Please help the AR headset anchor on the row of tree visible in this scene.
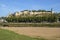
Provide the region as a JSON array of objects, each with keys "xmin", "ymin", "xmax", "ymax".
[{"xmin": 5, "ymin": 13, "xmax": 59, "ymax": 23}]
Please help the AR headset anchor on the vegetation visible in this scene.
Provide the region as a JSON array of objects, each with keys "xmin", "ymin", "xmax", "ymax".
[
  {"xmin": 0, "ymin": 29, "xmax": 46, "ymax": 40},
  {"xmin": 5, "ymin": 13, "xmax": 58, "ymax": 23},
  {"xmin": 0, "ymin": 23, "xmax": 60, "ymax": 27}
]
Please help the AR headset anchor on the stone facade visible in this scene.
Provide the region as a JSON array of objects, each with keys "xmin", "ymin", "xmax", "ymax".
[{"xmin": 8, "ymin": 10, "xmax": 53, "ymax": 17}]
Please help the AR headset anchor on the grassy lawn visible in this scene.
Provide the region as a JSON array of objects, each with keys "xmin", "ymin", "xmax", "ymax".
[{"xmin": 0, "ymin": 29, "xmax": 45, "ymax": 40}]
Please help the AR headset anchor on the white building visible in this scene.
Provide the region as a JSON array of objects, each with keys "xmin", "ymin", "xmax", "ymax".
[
  {"xmin": 0, "ymin": 19, "xmax": 7, "ymax": 23},
  {"xmin": 15, "ymin": 12, "xmax": 21, "ymax": 16}
]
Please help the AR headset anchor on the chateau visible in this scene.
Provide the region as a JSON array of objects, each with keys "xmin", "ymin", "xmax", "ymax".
[{"xmin": 7, "ymin": 10, "xmax": 54, "ymax": 17}]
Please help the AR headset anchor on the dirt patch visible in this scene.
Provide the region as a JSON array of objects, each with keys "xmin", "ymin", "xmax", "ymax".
[{"xmin": 1, "ymin": 27, "xmax": 60, "ymax": 40}]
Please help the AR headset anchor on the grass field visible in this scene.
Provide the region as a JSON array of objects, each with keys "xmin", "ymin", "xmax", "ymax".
[
  {"xmin": 0, "ymin": 28, "xmax": 46, "ymax": 40},
  {"xmin": 1, "ymin": 27, "xmax": 60, "ymax": 40}
]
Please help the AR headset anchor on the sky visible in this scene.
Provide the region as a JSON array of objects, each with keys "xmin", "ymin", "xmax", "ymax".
[{"xmin": 0, "ymin": 0, "xmax": 60, "ymax": 17}]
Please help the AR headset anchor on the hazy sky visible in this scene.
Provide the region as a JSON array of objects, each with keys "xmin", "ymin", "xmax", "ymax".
[{"xmin": 0, "ymin": 0, "xmax": 60, "ymax": 17}]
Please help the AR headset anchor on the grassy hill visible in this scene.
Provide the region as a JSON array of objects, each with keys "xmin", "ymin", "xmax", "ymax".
[{"xmin": 0, "ymin": 29, "xmax": 45, "ymax": 40}]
